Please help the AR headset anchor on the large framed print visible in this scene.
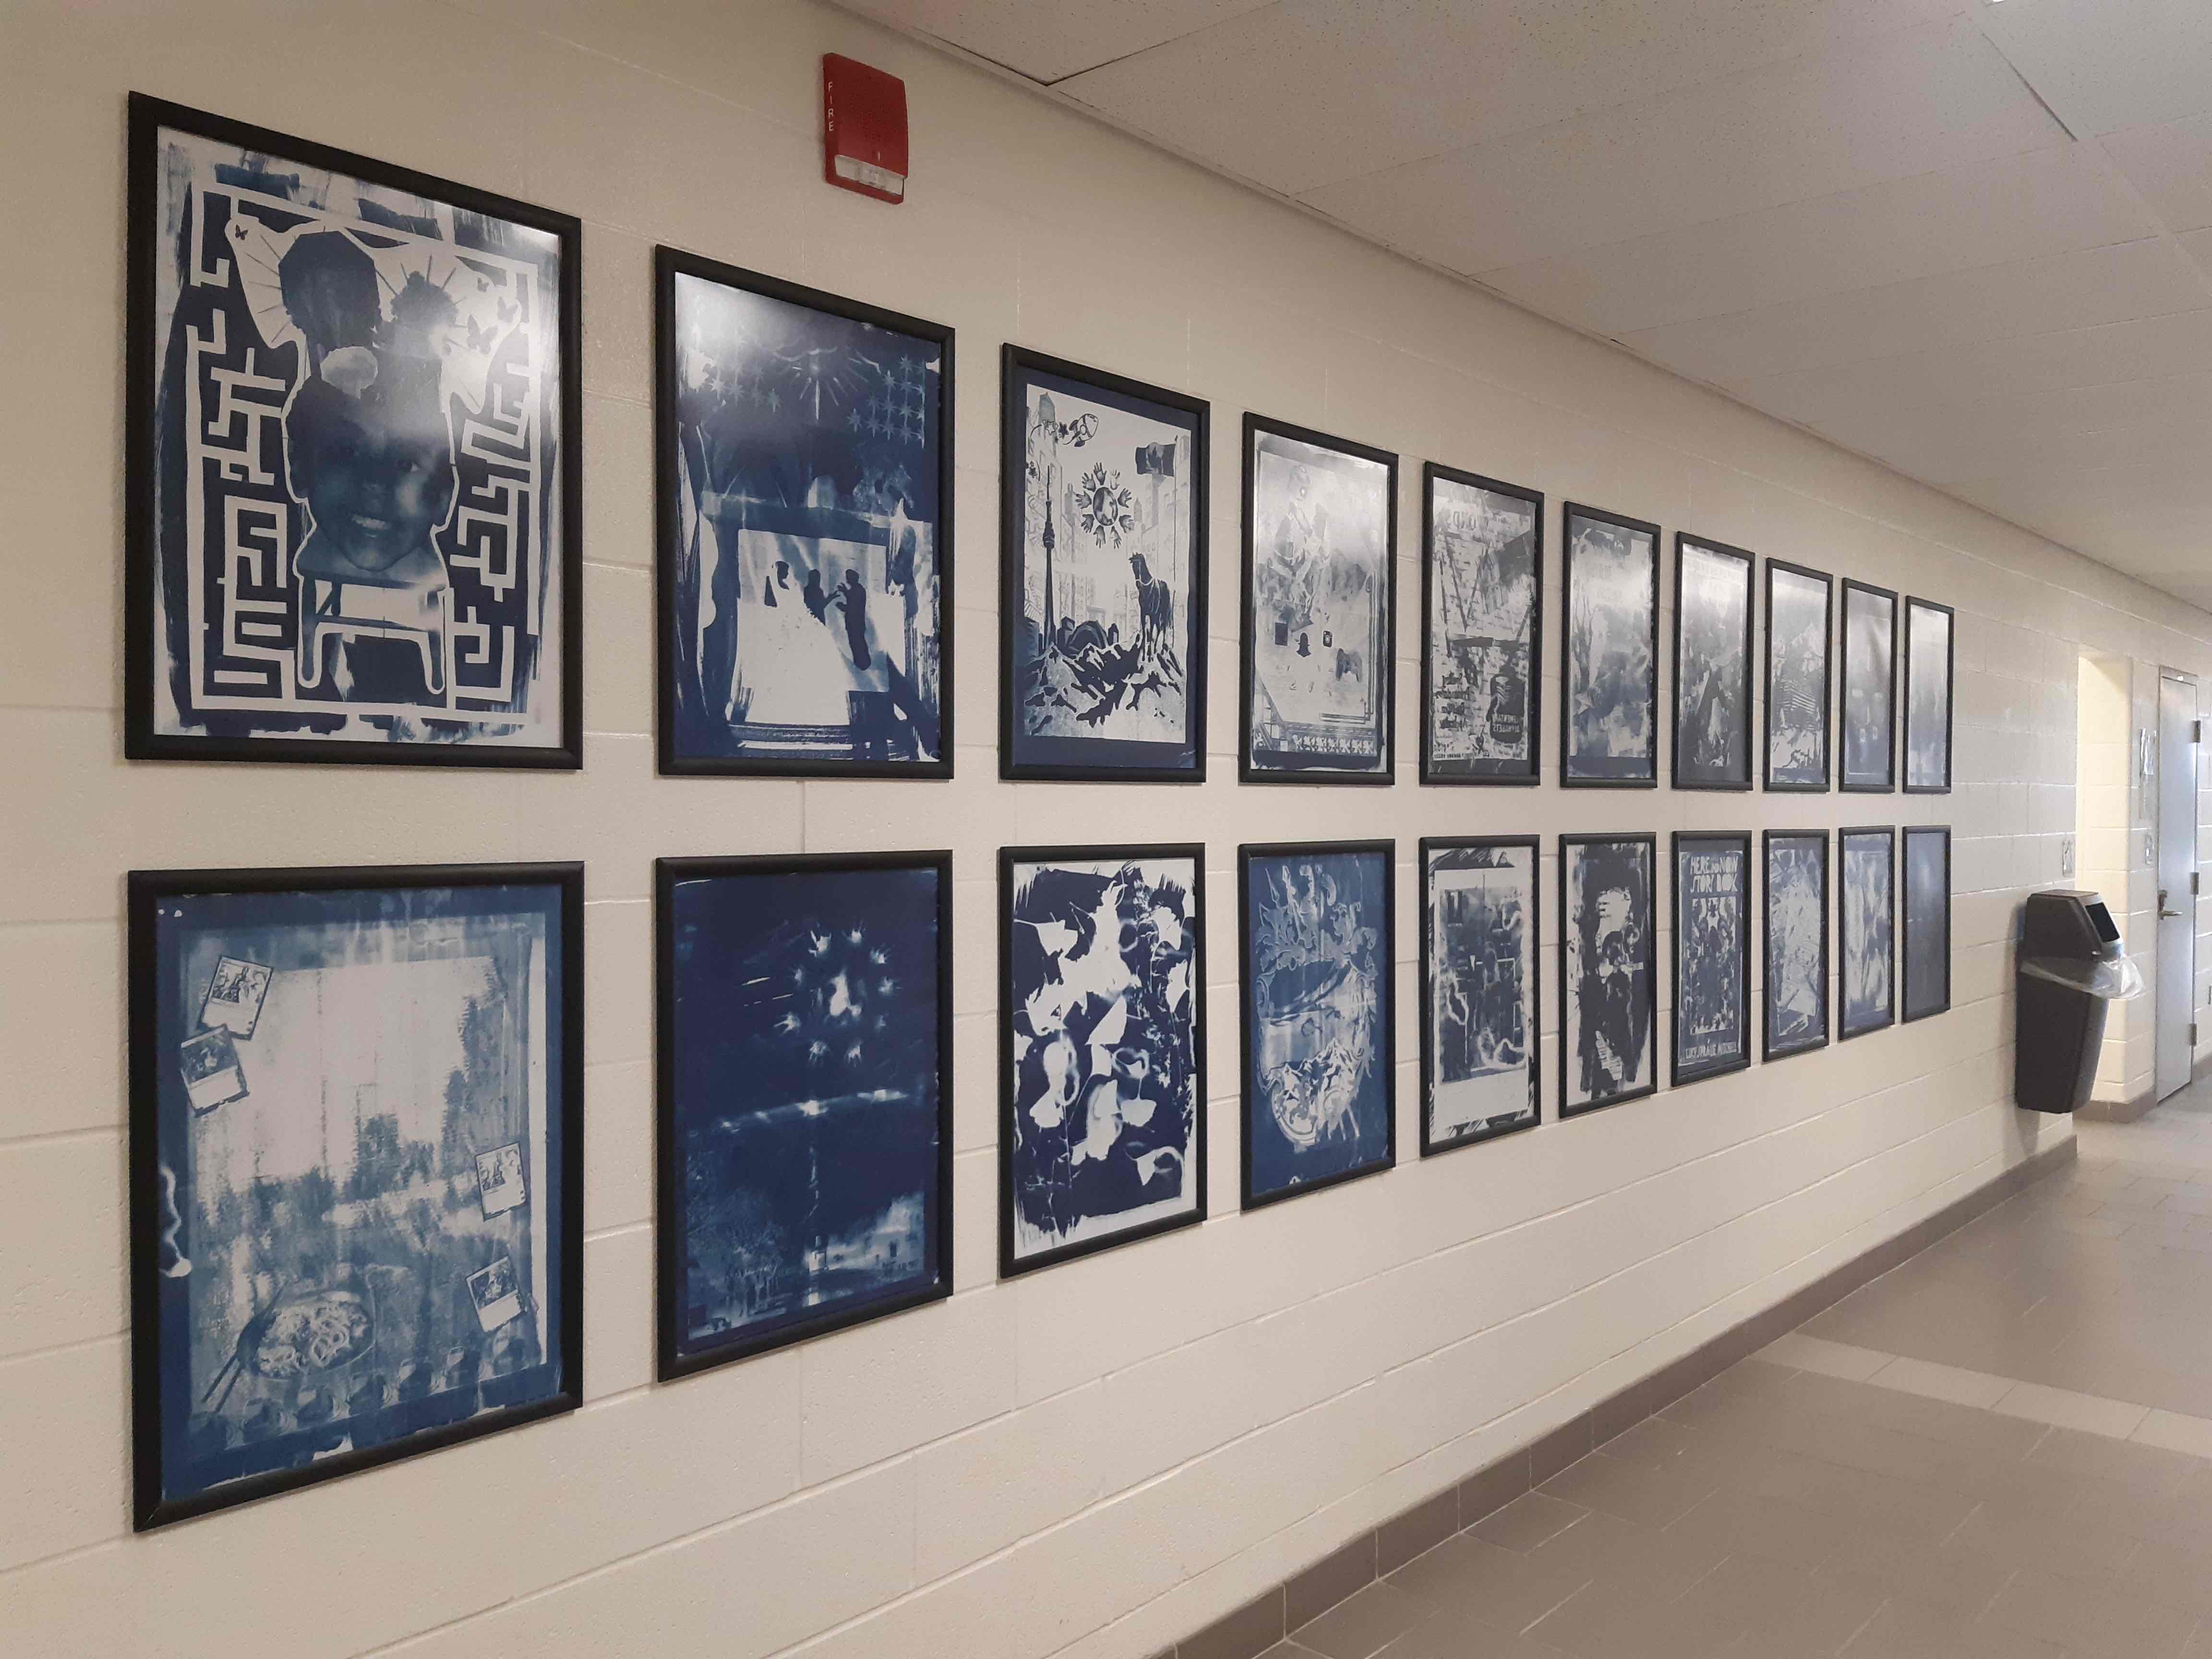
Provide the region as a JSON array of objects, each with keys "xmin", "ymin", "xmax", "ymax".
[
  {"xmin": 1560, "ymin": 834, "xmax": 1658, "ymax": 1116},
  {"xmin": 129, "ymin": 863, "xmax": 582, "ymax": 1529},
  {"xmin": 1671, "ymin": 833, "xmax": 1752, "ymax": 1086},
  {"xmin": 1764, "ymin": 830, "xmax": 1830, "ymax": 1060},
  {"xmin": 1765, "ymin": 559, "xmax": 1832, "ymax": 792},
  {"xmin": 126, "ymin": 96, "xmax": 581, "ymax": 768},
  {"xmin": 656, "ymin": 853, "xmax": 952, "ymax": 1380},
  {"xmin": 1421, "ymin": 837, "xmax": 1540, "ymax": 1154},
  {"xmin": 1422, "ymin": 465, "xmax": 1541, "ymax": 784},
  {"xmin": 1239, "ymin": 842, "xmax": 1395, "ymax": 1208},
  {"xmin": 1561, "ymin": 505, "xmax": 1659, "ymax": 787},
  {"xmin": 1840, "ymin": 579, "xmax": 1898, "ymax": 793},
  {"xmin": 657, "ymin": 250, "xmax": 952, "ymax": 777},
  {"xmin": 1241, "ymin": 416, "xmax": 1396, "ymax": 781},
  {"xmin": 1001, "ymin": 348, "xmax": 1206, "ymax": 780},
  {"xmin": 1904, "ymin": 598, "xmax": 1954, "ymax": 793},
  {"xmin": 1000, "ymin": 845, "xmax": 1205, "ymax": 1274},
  {"xmin": 1840, "ymin": 827, "xmax": 1896, "ymax": 1039},
  {"xmin": 1673, "ymin": 535, "xmax": 1754, "ymax": 791},
  {"xmin": 1902, "ymin": 825, "xmax": 1952, "ymax": 1022}
]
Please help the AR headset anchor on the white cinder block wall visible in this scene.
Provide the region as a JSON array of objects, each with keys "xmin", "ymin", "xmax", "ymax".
[{"xmin": 5, "ymin": 2, "xmax": 2212, "ymax": 1655}]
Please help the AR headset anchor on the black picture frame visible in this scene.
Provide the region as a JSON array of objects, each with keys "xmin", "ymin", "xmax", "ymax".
[
  {"xmin": 1763, "ymin": 558, "xmax": 1833, "ymax": 793},
  {"xmin": 653, "ymin": 851, "xmax": 955, "ymax": 1381},
  {"xmin": 1559, "ymin": 832, "xmax": 1660, "ymax": 1117},
  {"xmin": 1241, "ymin": 414, "xmax": 1398, "ymax": 783},
  {"xmin": 1420, "ymin": 464, "xmax": 1543, "ymax": 785},
  {"xmin": 125, "ymin": 95, "xmax": 584, "ymax": 769},
  {"xmin": 998, "ymin": 843, "xmax": 1208, "ymax": 1276},
  {"xmin": 129, "ymin": 861, "xmax": 585, "ymax": 1530},
  {"xmin": 1839, "ymin": 826, "xmax": 1897, "ymax": 1040},
  {"xmin": 999, "ymin": 346, "xmax": 1209, "ymax": 781},
  {"xmin": 1903, "ymin": 597, "xmax": 1956, "ymax": 794},
  {"xmin": 1238, "ymin": 840, "xmax": 1397, "ymax": 1209},
  {"xmin": 1420, "ymin": 835, "xmax": 1542, "ymax": 1154},
  {"xmin": 1839, "ymin": 578, "xmax": 1899, "ymax": 794},
  {"xmin": 1671, "ymin": 534, "xmax": 1755, "ymax": 791},
  {"xmin": 1560, "ymin": 504, "xmax": 1660, "ymax": 788},
  {"xmin": 1763, "ymin": 830, "xmax": 1831, "ymax": 1061},
  {"xmin": 1671, "ymin": 831, "xmax": 1753, "ymax": 1086},
  {"xmin": 1902, "ymin": 825, "xmax": 1953, "ymax": 1023},
  {"xmin": 654, "ymin": 247, "xmax": 955, "ymax": 779}
]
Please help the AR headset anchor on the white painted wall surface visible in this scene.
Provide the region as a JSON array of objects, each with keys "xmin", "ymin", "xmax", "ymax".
[{"xmin": 4, "ymin": 2, "xmax": 2212, "ymax": 1655}]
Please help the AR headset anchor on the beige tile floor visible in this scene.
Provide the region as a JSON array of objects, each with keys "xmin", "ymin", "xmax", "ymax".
[{"xmin": 1258, "ymin": 1084, "xmax": 2212, "ymax": 1659}]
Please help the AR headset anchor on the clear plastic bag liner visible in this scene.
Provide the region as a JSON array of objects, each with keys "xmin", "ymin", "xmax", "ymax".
[{"xmin": 2020, "ymin": 956, "xmax": 2145, "ymax": 1000}]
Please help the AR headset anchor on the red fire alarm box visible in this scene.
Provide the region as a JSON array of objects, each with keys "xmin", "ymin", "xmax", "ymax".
[{"xmin": 823, "ymin": 54, "xmax": 908, "ymax": 204}]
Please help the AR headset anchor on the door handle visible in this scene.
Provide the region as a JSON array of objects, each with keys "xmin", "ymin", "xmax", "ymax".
[{"xmin": 2164, "ymin": 908, "xmax": 2185, "ymax": 920}]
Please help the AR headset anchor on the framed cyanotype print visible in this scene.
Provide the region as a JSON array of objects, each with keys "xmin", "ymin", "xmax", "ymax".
[
  {"xmin": 1000, "ymin": 845, "xmax": 1206, "ymax": 1274},
  {"xmin": 1422, "ymin": 465, "xmax": 1541, "ymax": 785},
  {"xmin": 1242, "ymin": 416, "xmax": 1396, "ymax": 781},
  {"xmin": 1002, "ymin": 348, "xmax": 1207, "ymax": 781},
  {"xmin": 1904, "ymin": 597, "xmax": 1954, "ymax": 794},
  {"xmin": 1764, "ymin": 830, "xmax": 1830, "ymax": 1060},
  {"xmin": 129, "ymin": 863, "xmax": 582, "ymax": 1529},
  {"xmin": 1671, "ymin": 833, "xmax": 1751, "ymax": 1086},
  {"xmin": 1765, "ymin": 559, "xmax": 1832, "ymax": 792},
  {"xmin": 1561, "ymin": 505, "xmax": 1659, "ymax": 788},
  {"xmin": 657, "ymin": 249, "xmax": 952, "ymax": 777},
  {"xmin": 1673, "ymin": 535, "xmax": 1754, "ymax": 791},
  {"xmin": 1840, "ymin": 579, "xmax": 1898, "ymax": 793},
  {"xmin": 1239, "ymin": 841, "xmax": 1395, "ymax": 1207},
  {"xmin": 1903, "ymin": 825, "xmax": 1952, "ymax": 1023},
  {"xmin": 1421, "ymin": 837, "xmax": 1540, "ymax": 1154},
  {"xmin": 126, "ymin": 96, "xmax": 581, "ymax": 768},
  {"xmin": 656, "ymin": 853, "xmax": 952, "ymax": 1380},
  {"xmin": 1840, "ymin": 827, "xmax": 1896, "ymax": 1039},
  {"xmin": 1560, "ymin": 834, "xmax": 1658, "ymax": 1116}
]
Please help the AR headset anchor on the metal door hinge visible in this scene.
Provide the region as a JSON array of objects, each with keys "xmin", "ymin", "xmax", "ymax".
[
  {"xmin": 2195, "ymin": 720, "xmax": 2203, "ymax": 744},
  {"xmin": 2195, "ymin": 872, "xmax": 2202, "ymax": 896},
  {"xmin": 2193, "ymin": 1022, "xmax": 2200, "ymax": 1048}
]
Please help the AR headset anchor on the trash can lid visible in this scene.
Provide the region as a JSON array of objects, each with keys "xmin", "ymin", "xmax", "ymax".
[{"xmin": 2020, "ymin": 955, "xmax": 2145, "ymax": 999}]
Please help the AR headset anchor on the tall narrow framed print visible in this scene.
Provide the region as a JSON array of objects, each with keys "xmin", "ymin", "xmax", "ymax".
[
  {"xmin": 1840, "ymin": 579, "xmax": 1898, "ymax": 792},
  {"xmin": 1422, "ymin": 837, "xmax": 1540, "ymax": 1154},
  {"xmin": 1902, "ymin": 825, "xmax": 1952, "ymax": 1022},
  {"xmin": 656, "ymin": 853, "xmax": 952, "ymax": 1380},
  {"xmin": 1839, "ymin": 827, "xmax": 1895, "ymax": 1039},
  {"xmin": 1002, "ymin": 348, "xmax": 1206, "ymax": 780},
  {"xmin": 1422, "ymin": 465, "xmax": 1541, "ymax": 784},
  {"xmin": 1671, "ymin": 832, "xmax": 1751, "ymax": 1086},
  {"xmin": 1765, "ymin": 559, "xmax": 1832, "ymax": 791},
  {"xmin": 1673, "ymin": 535, "xmax": 1754, "ymax": 790},
  {"xmin": 658, "ymin": 250, "xmax": 952, "ymax": 777},
  {"xmin": 1560, "ymin": 833, "xmax": 1658, "ymax": 1116},
  {"xmin": 1903, "ymin": 597, "xmax": 1954, "ymax": 793},
  {"xmin": 1240, "ymin": 842, "xmax": 1395, "ymax": 1208},
  {"xmin": 1561, "ymin": 505, "xmax": 1659, "ymax": 787},
  {"xmin": 1764, "ymin": 830, "xmax": 1829, "ymax": 1060},
  {"xmin": 1242, "ymin": 416, "xmax": 1396, "ymax": 781},
  {"xmin": 129, "ymin": 863, "xmax": 582, "ymax": 1528},
  {"xmin": 126, "ymin": 96, "xmax": 581, "ymax": 767},
  {"xmin": 1000, "ymin": 846, "xmax": 1205, "ymax": 1274}
]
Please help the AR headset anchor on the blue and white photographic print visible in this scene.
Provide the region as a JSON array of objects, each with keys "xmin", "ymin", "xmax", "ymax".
[
  {"xmin": 1903, "ymin": 826, "xmax": 1952, "ymax": 1023},
  {"xmin": 127, "ymin": 98, "xmax": 579, "ymax": 767},
  {"xmin": 1673, "ymin": 537, "xmax": 1753, "ymax": 790},
  {"xmin": 1002, "ymin": 349, "xmax": 1206, "ymax": 780},
  {"xmin": 1560, "ymin": 835, "xmax": 1658, "ymax": 1115},
  {"xmin": 1562, "ymin": 505, "xmax": 1659, "ymax": 786},
  {"xmin": 1243, "ymin": 418, "xmax": 1396, "ymax": 780},
  {"xmin": 1841, "ymin": 828, "xmax": 1896, "ymax": 1038},
  {"xmin": 659, "ymin": 252, "xmax": 950, "ymax": 776},
  {"xmin": 1422, "ymin": 838, "xmax": 1539, "ymax": 1154},
  {"xmin": 1841, "ymin": 580, "xmax": 1897, "ymax": 792},
  {"xmin": 129, "ymin": 866, "xmax": 581, "ymax": 1528},
  {"xmin": 1765, "ymin": 560, "xmax": 1832, "ymax": 791},
  {"xmin": 1904, "ymin": 598, "xmax": 1954, "ymax": 793},
  {"xmin": 1423, "ymin": 467, "xmax": 1541, "ymax": 784},
  {"xmin": 1001, "ymin": 848, "xmax": 1205, "ymax": 1273},
  {"xmin": 657, "ymin": 854, "xmax": 950, "ymax": 1377},
  {"xmin": 1672, "ymin": 833, "xmax": 1751, "ymax": 1085},
  {"xmin": 1764, "ymin": 831, "xmax": 1830, "ymax": 1059},
  {"xmin": 1241, "ymin": 843, "xmax": 1395, "ymax": 1205}
]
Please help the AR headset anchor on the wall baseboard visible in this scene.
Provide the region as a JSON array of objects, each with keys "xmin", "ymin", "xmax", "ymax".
[
  {"xmin": 1160, "ymin": 1135, "xmax": 2079, "ymax": 1659},
  {"xmin": 2080, "ymin": 1088, "xmax": 2162, "ymax": 1123}
]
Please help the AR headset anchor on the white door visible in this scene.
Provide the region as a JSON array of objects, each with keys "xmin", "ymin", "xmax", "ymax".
[{"xmin": 2156, "ymin": 672, "xmax": 2198, "ymax": 1100}]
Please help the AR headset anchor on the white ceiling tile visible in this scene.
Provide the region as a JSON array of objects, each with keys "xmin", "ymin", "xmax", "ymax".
[
  {"xmin": 840, "ymin": 0, "xmax": 1280, "ymax": 83},
  {"xmin": 1474, "ymin": 141, "xmax": 2153, "ymax": 335},
  {"xmin": 2102, "ymin": 114, "xmax": 2212, "ymax": 234},
  {"xmin": 1808, "ymin": 373, "xmax": 2212, "ymax": 464},
  {"xmin": 1980, "ymin": 0, "xmax": 2212, "ymax": 136}
]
